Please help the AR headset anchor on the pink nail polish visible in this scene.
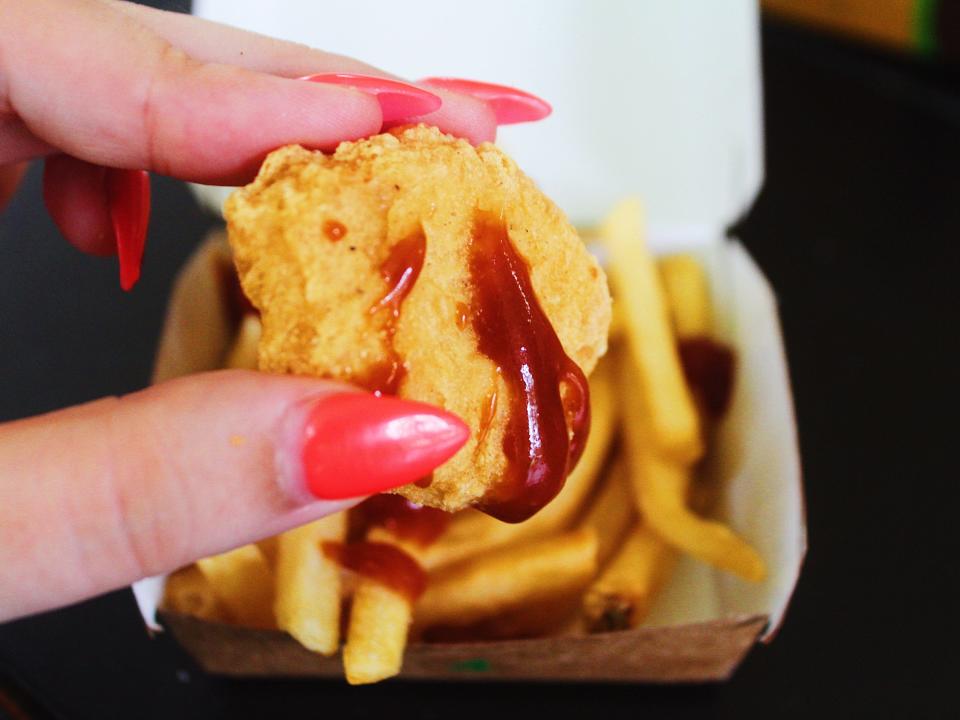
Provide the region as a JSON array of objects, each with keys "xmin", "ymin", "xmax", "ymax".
[
  {"xmin": 296, "ymin": 393, "xmax": 469, "ymax": 500},
  {"xmin": 418, "ymin": 77, "xmax": 552, "ymax": 125},
  {"xmin": 301, "ymin": 73, "xmax": 442, "ymax": 123}
]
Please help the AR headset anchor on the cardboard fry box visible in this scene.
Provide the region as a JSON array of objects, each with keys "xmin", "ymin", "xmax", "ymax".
[{"xmin": 133, "ymin": 0, "xmax": 805, "ymax": 682}]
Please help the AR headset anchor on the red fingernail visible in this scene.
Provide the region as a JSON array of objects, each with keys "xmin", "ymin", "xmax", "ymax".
[
  {"xmin": 418, "ymin": 77, "xmax": 552, "ymax": 125},
  {"xmin": 105, "ymin": 168, "xmax": 150, "ymax": 291},
  {"xmin": 298, "ymin": 393, "xmax": 469, "ymax": 500},
  {"xmin": 301, "ymin": 73, "xmax": 442, "ymax": 123}
]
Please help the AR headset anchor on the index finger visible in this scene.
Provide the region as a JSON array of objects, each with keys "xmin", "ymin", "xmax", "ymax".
[{"xmin": 2, "ymin": 0, "xmax": 383, "ymax": 184}]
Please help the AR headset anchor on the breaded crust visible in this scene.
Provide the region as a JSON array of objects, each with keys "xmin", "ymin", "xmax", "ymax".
[{"xmin": 226, "ymin": 126, "xmax": 611, "ymax": 512}]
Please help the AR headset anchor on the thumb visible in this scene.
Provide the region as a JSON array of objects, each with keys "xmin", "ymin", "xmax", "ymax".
[{"xmin": 0, "ymin": 370, "xmax": 468, "ymax": 621}]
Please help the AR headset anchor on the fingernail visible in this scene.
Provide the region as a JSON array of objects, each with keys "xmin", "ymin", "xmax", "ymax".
[
  {"xmin": 301, "ymin": 73, "xmax": 443, "ymax": 123},
  {"xmin": 418, "ymin": 77, "xmax": 552, "ymax": 125},
  {"xmin": 105, "ymin": 168, "xmax": 150, "ymax": 291},
  {"xmin": 292, "ymin": 392, "xmax": 469, "ymax": 500}
]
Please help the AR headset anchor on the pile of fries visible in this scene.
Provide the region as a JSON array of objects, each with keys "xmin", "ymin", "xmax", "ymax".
[{"xmin": 163, "ymin": 199, "xmax": 765, "ymax": 684}]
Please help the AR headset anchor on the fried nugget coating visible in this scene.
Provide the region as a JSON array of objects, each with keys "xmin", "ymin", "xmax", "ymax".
[{"xmin": 226, "ymin": 126, "xmax": 611, "ymax": 512}]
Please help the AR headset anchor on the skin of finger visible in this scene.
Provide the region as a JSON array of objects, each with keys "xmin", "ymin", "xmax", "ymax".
[
  {"xmin": 0, "ymin": 370, "xmax": 357, "ymax": 622},
  {"xmin": 106, "ymin": 3, "xmax": 501, "ymax": 146},
  {"xmin": 0, "ymin": 117, "xmax": 53, "ymax": 165},
  {"xmin": 108, "ymin": 0, "xmax": 387, "ymax": 79},
  {"xmin": 42, "ymin": 155, "xmax": 116, "ymax": 256},
  {"xmin": 0, "ymin": 161, "xmax": 28, "ymax": 211},
  {"xmin": 0, "ymin": 0, "xmax": 382, "ymax": 184},
  {"xmin": 118, "ymin": 3, "xmax": 505, "ymax": 148},
  {"xmin": 401, "ymin": 87, "xmax": 498, "ymax": 146}
]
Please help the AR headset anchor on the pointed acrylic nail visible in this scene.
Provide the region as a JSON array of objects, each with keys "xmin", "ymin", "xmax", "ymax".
[
  {"xmin": 105, "ymin": 168, "xmax": 150, "ymax": 291},
  {"xmin": 418, "ymin": 77, "xmax": 552, "ymax": 125},
  {"xmin": 297, "ymin": 393, "xmax": 469, "ymax": 500},
  {"xmin": 301, "ymin": 73, "xmax": 443, "ymax": 123}
]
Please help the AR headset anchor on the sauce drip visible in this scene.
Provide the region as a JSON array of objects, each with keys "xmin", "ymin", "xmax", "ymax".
[
  {"xmin": 323, "ymin": 541, "xmax": 427, "ymax": 603},
  {"xmin": 355, "ymin": 231, "xmax": 426, "ymax": 395},
  {"xmin": 348, "ymin": 494, "xmax": 450, "ymax": 547},
  {"xmin": 678, "ymin": 337, "xmax": 736, "ymax": 419},
  {"xmin": 468, "ymin": 212, "xmax": 591, "ymax": 522},
  {"xmin": 323, "ymin": 219, "xmax": 348, "ymax": 241}
]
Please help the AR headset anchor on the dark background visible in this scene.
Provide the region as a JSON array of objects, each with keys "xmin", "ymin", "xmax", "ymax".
[{"xmin": 2, "ymin": 3, "xmax": 958, "ymax": 718}]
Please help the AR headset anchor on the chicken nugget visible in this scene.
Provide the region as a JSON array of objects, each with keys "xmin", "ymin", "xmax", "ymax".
[{"xmin": 226, "ymin": 125, "xmax": 610, "ymax": 520}]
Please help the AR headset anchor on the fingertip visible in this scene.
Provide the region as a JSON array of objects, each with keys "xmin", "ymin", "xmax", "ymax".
[
  {"xmin": 42, "ymin": 155, "xmax": 116, "ymax": 256},
  {"xmin": 395, "ymin": 88, "xmax": 497, "ymax": 146}
]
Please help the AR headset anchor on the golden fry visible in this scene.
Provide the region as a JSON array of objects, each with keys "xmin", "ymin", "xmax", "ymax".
[
  {"xmin": 619, "ymin": 356, "xmax": 765, "ymax": 581},
  {"xmin": 195, "ymin": 544, "xmax": 275, "ymax": 629},
  {"xmin": 406, "ymin": 361, "xmax": 617, "ymax": 571},
  {"xmin": 577, "ymin": 455, "xmax": 635, "ymax": 566},
  {"xmin": 343, "ymin": 581, "xmax": 413, "ymax": 685},
  {"xmin": 255, "ymin": 535, "xmax": 279, "ymax": 568},
  {"xmin": 224, "ymin": 313, "xmax": 262, "ymax": 370},
  {"xmin": 658, "ymin": 254, "xmax": 711, "ymax": 338},
  {"xmin": 163, "ymin": 565, "xmax": 224, "ymax": 622},
  {"xmin": 582, "ymin": 521, "xmax": 676, "ymax": 631},
  {"xmin": 600, "ymin": 199, "xmax": 702, "ymax": 463},
  {"xmin": 273, "ymin": 514, "xmax": 346, "ymax": 655},
  {"xmin": 415, "ymin": 528, "xmax": 598, "ymax": 630},
  {"xmin": 633, "ymin": 453, "xmax": 764, "ymax": 581}
]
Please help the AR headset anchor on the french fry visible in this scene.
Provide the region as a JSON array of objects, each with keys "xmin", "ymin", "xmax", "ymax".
[
  {"xmin": 414, "ymin": 528, "xmax": 598, "ymax": 630},
  {"xmin": 273, "ymin": 514, "xmax": 346, "ymax": 655},
  {"xmin": 163, "ymin": 565, "xmax": 224, "ymax": 623},
  {"xmin": 619, "ymin": 353, "xmax": 765, "ymax": 581},
  {"xmin": 600, "ymin": 199, "xmax": 702, "ymax": 463},
  {"xmin": 658, "ymin": 254, "xmax": 711, "ymax": 338},
  {"xmin": 195, "ymin": 544, "xmax": 275, "ymax": 629},
  {"xmin": 341, "ymin": 537, "xmax": 426, "ymax": 684},
  {"xmin": 224, "ymin": 313, "xmax": 261, "ymax": 370},
  {"xmin": 255, "ymin": 535, "xmax": 279, "ymax": 568},
  {"xmin": 343, "ymin": 580, "xmax": 413, "ymax": 685},
  {"xmin": 577, "ymin": 455, "xmax": 635, "ymax": 566},
  {"xmin": 404, "ymin": 361, "xmax": 617, "ymax": 571},
  {"xmin": 582, "ymin": 521, "xmax": 677, "ymax": 631}
]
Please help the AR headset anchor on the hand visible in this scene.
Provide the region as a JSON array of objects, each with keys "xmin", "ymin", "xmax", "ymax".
[{"xmin": 0, "ymin": 0, "xmax": 549, "ymax": 622}]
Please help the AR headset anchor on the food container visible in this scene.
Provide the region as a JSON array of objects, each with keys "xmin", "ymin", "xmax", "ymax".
[{"xmin": 133, "ymin": 0, "xmax": 805, "ymax": 682}]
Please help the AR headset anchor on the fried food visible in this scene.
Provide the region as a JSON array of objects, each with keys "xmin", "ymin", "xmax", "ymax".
[
  {"xmin": 273, "ymin": 514, "xmax": 346, "ymax": 655},
  {"xmin": 582, "ymin": 521, "xmax": 677, "ymax": 632},
  {"xmin": 224, "ymin": 313, "xmax": 262, "ymax": 371},
  {"xmin": 600, "ymin": 199, "xmax": 702, "ymax": 463},
  {"xmin": 163, "ymin": 565, "xmax": 223, "ymax": 623},
  {"xmin": 226, "ymin": 125, "xmax": 611, "ymax": 517},
  {"xmin": 414, "ymin": 528, "xmax": 598, "ymax": 630},
  {"xmin": 658, "ymin": 254, "xmax": 712, "ymax": 338},
  {"xmin": 384, "ymin": 356, "xmax": 617, "ymax": 571},
  {"xmin": 195, "ymin": 544, "xmax": 275, "ymax": 629},
  {"xmin": 576, "ymin": 454, "xmax": 635, "ymax": 567},
  {"xmin": 344, "ymin": 578, "xmax": 413, "ymax": 685}
]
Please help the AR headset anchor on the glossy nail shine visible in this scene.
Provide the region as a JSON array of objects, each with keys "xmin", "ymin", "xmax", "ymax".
[{"xmin": 299, "ymin": 393, "xmax": 469, "ymax": 500}]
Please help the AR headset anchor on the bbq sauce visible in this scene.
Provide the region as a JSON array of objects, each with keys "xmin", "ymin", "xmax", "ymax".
[
  {"xmin": 323, "ymin": 219, "xmax": 348, "ymax": 241},
  {"xmin": 468, "ymin": 212, "xmax": 591, "ymax": 523},
  {"xmin": 322, "ymin": 541, "xmax": 427, "ymax": 603},
  {"xmin": 326, "ymin": 231, "xmax": 435, "ymax": 598},
  {"xmin": 354, "ymin": 231, "xmax": 426, "ymax": 395},
  {"xmin": 348, "ymin": 494, "xmax": 450, "ymax": 547},
  {"xmin": 678, "ymin": 337, "xmax": 736, "ymax": 419}
]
